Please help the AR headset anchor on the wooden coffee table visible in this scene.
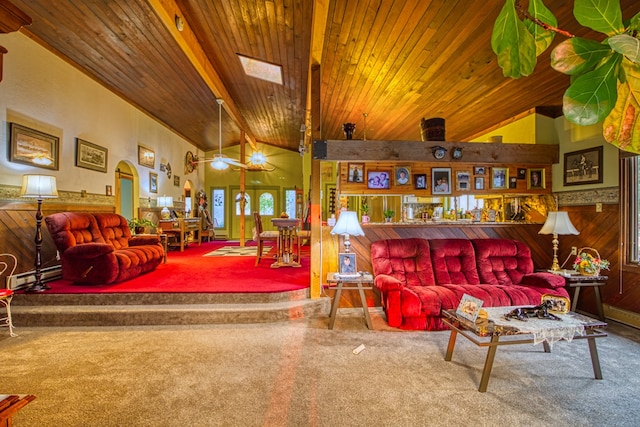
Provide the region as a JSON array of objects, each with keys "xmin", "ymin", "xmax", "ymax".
[{"xmin": 441, "ymin": 307, "xmax": 607, "ymax": 392}]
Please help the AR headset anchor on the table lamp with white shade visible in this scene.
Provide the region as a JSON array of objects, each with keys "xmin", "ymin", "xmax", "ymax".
[
  {"xmin": 157, "ymin": 196, "xmax": 173, "ymax": 220},
  {"xmin": 538, "ymin": 211, "xmax": 580, "ymax": 271},
  {"xmin": 330, "ymin": 211, "xmax": 365, "ymax": 253},
  {"xmin": 21, "ymin": 174, "xmax": 59, "ymax": 292}
]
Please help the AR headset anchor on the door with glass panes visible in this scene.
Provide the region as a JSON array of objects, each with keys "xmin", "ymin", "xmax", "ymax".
[{"xmin": 230, "ymin": 186, "xmax": 279, "ymax": 240}]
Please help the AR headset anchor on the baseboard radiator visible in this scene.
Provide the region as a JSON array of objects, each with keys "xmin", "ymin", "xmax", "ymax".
[{"xmin": 6, "ymin": 265, "xmax": 62, "ymax": 290}]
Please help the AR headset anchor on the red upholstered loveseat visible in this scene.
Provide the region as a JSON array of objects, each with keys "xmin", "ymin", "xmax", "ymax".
[
  {"xmin": 371, "ymin": 238, "xmax": 568, "ymax": 330},
  {"xmin": 45, "ymin": 212, "xmax": 164, "ymax": 284}
]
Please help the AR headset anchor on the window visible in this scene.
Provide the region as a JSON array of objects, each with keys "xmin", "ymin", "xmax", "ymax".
[
  {"xmin": 284, "ymin": 189, "xmax": 296, "ymax": 218},
  {"xmin": 622, "ymin": 156, "xmax": 639, "ymax": 264},
  {"xmin": 235, "ymin": 192, "xmax": 251, "ymax": 216},
  {"xmin": 259, "ymin": 192, "xmax": 274, "ymax": 215},
  {"xmin": 212, "ymin": 188, "xmax": 225, "ymax": 228}
]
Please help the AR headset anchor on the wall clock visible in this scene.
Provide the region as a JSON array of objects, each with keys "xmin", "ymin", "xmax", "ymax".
[
  {"xmin": 452, "ymin": 147, "xmax": 463, "ymax": 159},
  {"xmin": 184, "ymin": 151, "xmax": 197, "ymax": 174},
  {"xmin": 432, "ymin": 146, "xmax": 447, "ymax": 160}
]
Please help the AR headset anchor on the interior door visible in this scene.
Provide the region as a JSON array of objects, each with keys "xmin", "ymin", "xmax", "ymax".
[{"xmin": 230, "ymin": 186, "xmax": 279, "ymax": 240}]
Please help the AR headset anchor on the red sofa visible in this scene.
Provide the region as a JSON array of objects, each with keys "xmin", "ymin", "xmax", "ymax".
[
  {"xmin": 371, "ymin": 238, "xmax": 568, "ymax": 330},
  {"xmin": 45, "ymin": 212, "xmax": 164, "ymax": 284}
]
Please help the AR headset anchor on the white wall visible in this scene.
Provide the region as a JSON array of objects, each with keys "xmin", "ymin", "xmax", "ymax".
[{"xmin": 0, "ymin": 31, "xmax": 204, "ymax": 201}]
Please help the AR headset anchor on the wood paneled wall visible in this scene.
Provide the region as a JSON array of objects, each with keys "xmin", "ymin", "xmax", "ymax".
[{"xmin": 0, "ymin": 201, "xmax": 114, "ymax": 274}]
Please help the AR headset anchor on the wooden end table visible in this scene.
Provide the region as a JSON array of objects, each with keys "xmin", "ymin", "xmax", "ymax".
[
  {"xmin": 565, "ymin": 275, "xmax": 607, "ymax": 321},
  {"xmin": 326, "ymin": 272, "xmax": 374, "ymax": 330}
]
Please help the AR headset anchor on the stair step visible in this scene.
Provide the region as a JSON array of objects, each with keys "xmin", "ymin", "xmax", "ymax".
[{"xmin": 12, "ymin": 298, "xmax": 331, "ymax": 327}]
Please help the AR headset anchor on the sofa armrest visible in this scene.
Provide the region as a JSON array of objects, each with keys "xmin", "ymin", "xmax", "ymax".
[
  {"xmin": 374, "ymin": 274, "xmax": 405, "ymax": 292},
  {"xmin": 129, "ymin": 235, "xmax": 161, "ymax": 246},
  {"xmin": 521, "ymin": 272, "xmax": 566, "ymax": 289},
  {"xmin": 64, "ymin": 242, "xmax": 114, "ymax": 259}
]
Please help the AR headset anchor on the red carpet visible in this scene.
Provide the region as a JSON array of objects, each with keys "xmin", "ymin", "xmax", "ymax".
[{"xmin": 42, "ymin": 241, "xmax": 310, "ymax": 294}]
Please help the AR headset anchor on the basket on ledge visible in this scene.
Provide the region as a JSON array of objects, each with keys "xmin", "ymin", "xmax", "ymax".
[{"xmin": 574, "ymin": 247, "xmax": 604, "ymax": 276}]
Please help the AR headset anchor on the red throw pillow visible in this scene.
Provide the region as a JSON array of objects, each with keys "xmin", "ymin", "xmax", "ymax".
[{"xmin": 521, "ymin": 272, "xmax": 566, "ymax": 289}]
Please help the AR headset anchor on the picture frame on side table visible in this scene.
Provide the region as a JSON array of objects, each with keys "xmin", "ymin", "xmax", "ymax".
[
  {"xmin": 563, "ymin": 146, "xmax": 603, "ymax": 186},
  {"xmin": 9, "ymin": 122, "xmax": 59, "ymax": 170},
  {"xmin": 456, "ymin": 293, "xmax": 484, "ymax": 322},
  {"xmin": 75, "ymin": 138, "xmax": 108, "ymax": 172},
  {"xmin": 338, "ymin": 253, "xmax": 357, "ymax": 275},
  {"xmin": 138, "ymin": 144, "xmax": 155, "ymax": 169},
  {"xmin": 149, "ymin": 172, "xmax": 158, "ymax": 193},
  {"xmin": 432, "ymin": 168, "xmax": 451, "ymax": 194},
  {"xmin": 491, "ymin": 167, "xmax": 508, "ymax": 189},
  {"xmin": 347, "ymin": 163, "xmax": 364, "ymax": 183}
]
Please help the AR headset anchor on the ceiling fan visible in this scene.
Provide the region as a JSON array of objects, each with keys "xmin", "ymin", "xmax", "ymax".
[{"xmin": 196, "ymin": 98, "xmax": 248, "ymax": 170}]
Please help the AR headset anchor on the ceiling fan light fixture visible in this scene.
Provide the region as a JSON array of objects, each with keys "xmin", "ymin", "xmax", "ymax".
[
  {"xmin": 211, "ymin": 154, "xmax": 228, "ymax": 170},
  {"xmin": 249, "ymin": 151, "xmax": 267, "ymax": 165}
]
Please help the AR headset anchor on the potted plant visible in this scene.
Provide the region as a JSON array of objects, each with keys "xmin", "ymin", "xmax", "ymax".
[
  {"xmin": 383, "ymin": 209, "xmax": 395, "ymax": 223},
  {"xmin": 361, "ymin": 200, "xmax": 370, "ymax": 224},
  {"xmin": 128, "ymin": 218, "xmax": 156, "ymax": 235}
]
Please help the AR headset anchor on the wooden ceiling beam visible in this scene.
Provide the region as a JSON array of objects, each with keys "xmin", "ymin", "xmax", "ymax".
[{"xmin": 148, "ymin": 0, "xmax": 257, "ymax": 150}]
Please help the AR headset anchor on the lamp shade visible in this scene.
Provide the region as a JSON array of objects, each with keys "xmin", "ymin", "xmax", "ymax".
[
  {"xmin": 157, "ymin": 196, "xmax": 173, "ymax": 208},
  {"xmin": 20, "ymin": 175, "xmax": 59, "ymax": 198},
  {"xmin": 331, "ymin": 211, "xmax": 365, "ymax": 237},
  {"xmin": 538, "ymin": 211, "xmax": 580, "ymax": 235}
]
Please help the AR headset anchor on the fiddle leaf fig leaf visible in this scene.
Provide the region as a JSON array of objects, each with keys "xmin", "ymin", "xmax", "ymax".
[
  {"xmin": 603, "ymin": 60, "xmax": 640, "ymax": 152},
  {"xmin": 608, "ymin": 34, "xmax": 640, "ymax": 63},
  {"xmin": 574, "ymin": 0, "xmax": 624, "ymax": 36},
  {"xmin": 551, "ymin": 37, "xmax": 612, "ymax": 75},
  {"xmin": 492, "ymin": 0, "xmax": 537, "ymax": 78},
  {"xmin": 525, "ymin": 0, "xmax": 557, "ymax": 56},
  {"xmin": 563, "ymin": 54, "xmax": 621, "ymax": 125}
]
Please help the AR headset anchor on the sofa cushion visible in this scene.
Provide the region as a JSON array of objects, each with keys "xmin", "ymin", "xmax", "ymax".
[
  {"xmin": 429, "ymin": 239, "xmax": 480, "ymax": 285},
  {"xmin": 93, "ymin": 213, "xmax": 132, "ymax": 249},
  {"xmin": 45, "ymin": 212, "xmax": 105, "ymax": 252},
  {"xmin": 473, "ymin": 239, "xmax": 534, "ymax": 286},
  {"xmin": 521, "ymin": 272, "xmax": 566, "ymax": 289},
  {"xmin": 371, "ymin": 238, "xmax": 435, "ymax": 287}
]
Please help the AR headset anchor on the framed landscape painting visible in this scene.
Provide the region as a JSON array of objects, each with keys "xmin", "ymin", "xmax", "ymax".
[
  {"xmin": 9, "ymin": 122, "xmax": 59, "ymax": 170},
  {"xmin": 76, "ymin": 138, "xmax": 108, "ymax": 173}
]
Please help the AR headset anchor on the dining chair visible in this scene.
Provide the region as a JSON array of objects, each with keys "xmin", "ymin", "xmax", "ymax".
[
  {"xmin": 253, "ymin": 212, "xmax": 279, "ymax": 266},
  {"xmin": 0, "ymin": 253, "xmax": 18, "ymax": 337}
]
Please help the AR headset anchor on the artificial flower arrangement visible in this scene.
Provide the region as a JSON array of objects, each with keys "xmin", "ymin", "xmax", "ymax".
[{"xmin": 573, "ymin": 248, "xmax": 610, "ymax": 276}]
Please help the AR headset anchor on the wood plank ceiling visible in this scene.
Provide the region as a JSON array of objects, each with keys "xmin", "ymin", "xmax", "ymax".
[{"xmin": 5, "ymin": 0, "xmax": 640, "ymax": 153}]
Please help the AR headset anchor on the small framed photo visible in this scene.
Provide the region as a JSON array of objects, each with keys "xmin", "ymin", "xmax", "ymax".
[
  {"xmin": 473, "ymin": 166, "xmax": 485, "ymax": 175},
  {"xmin": 563, "ymin": 146, "xmax": 603, "ymax": 186},
  {"xmin": 518, "ymin": 168, "xmax": 526, "ymax": 179},
  {"xmin": 527, "ymin": 168, "xmax": 545, "ymax": 189},
  {"xmin": 509, "ymin": 176, "xmax": 517, "ymax": 189},
  {"xmin": 456, "ymin": 171, "xmax": 470, "ymax": 191},
  {"xmin": 138, "ymin": 144, "xmax": 155, "ymax": 169},
  {"xmin": 338, "ymin": 253, "xmax": 356, "ymax": 274},
  {"xmin": 394, "ymin": 166, "xmax": 411, "ymax": 186},
  {"xmin": 106, "ymin": 185, "xmax": 113, "ymax": 196},
  {"xmin": 347, "ymin": 163, "xmax": 364, "ymax": 183},
  {"xmin": 432, "ymin": 168, "xmax": 451, "ymax": 194},
  {"xmin": 173, "ymin": 175, "xmax": 180, "ymax": 186},
  {"xmin": 9, "ymin": 122, "xmax": 60, "ymax": 170},
  {"xmin": 541, "ymin": 294, "xmax": 570, "ymax": 314},
  {"xmin": 456, "ymin": 294, "xmax": 484, "ymax": 322},
  {"xmin": 149, "ymin": 172, "xmax": 158, "ymax": 193},
  {"xmin": 414, "ymin": 174, "xmax": 427, "ymax": 189},
  {"xmin": 491, "ymin": 167, "xmax": 508, "ymax": 189},
  {"xmin": 367, "ymin": 171, "xmax": 390, "ymax": 189},
  {"xmin": 76, "ymin": 138, "xmax": 108, "ymax": 173},
  {"xmin": 474, "ymin": 176, "xmax": 484, "ymax": 190}
]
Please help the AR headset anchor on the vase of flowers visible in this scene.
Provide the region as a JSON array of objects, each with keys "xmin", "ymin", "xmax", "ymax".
[
  {"xmin": 361, "ymin": 200, "xmax": 370, "ymax": 224},
  {"xmin": 573, "ymin": 248, "xmax": 610, "ymax": 276}
]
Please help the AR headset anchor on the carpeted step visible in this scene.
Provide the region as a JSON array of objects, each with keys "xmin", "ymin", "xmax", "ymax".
[{"xmin": 12, "ymin": 298, "xmax": 331, "ymax": 327}]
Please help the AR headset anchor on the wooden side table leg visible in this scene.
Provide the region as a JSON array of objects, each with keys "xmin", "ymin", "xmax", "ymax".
[
  {"xmin": 328, "ymin": 282, "xmax": 343, "ymax": 330},
  {"xmin": 444, "ymin": 329, "xmax": 458, "ymax": 361},
  {"xmin": 587, "ymin": 331, "xmax": 603, "ymax": 379},
  {"xmin": 593, "ymin": 286, "xmax": 605, "ymax": 321},
  {"xmin": 479, "ymin": 335, "xmax": 500, "ymax": 392},
  {"xmin": 571, "ymin": 287, "xmax": 581, "ymax": 312},
  {"xmin": 357, "ymin": 282, "xmax": 373, "ymax": 329}
]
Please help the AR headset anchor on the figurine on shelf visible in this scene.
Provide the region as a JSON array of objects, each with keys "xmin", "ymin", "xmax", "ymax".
[{"xmin": 343, "ymin": 123, "xmax": 356, "ymax": 140}]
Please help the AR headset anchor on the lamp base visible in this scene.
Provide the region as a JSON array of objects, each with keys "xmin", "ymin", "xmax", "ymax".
[
  {"xmin": 26, "ymin": 282, "xmax": 50, "ymax": 293},
  {"xmin": 161, "ymin": 207, "xmax": 171, "ymax": 220}
]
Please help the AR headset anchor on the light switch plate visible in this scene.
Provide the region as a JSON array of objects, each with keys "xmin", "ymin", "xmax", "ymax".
[{"xmin": 596, "ymin": 203, "xmax": 603, "ymax": 212}]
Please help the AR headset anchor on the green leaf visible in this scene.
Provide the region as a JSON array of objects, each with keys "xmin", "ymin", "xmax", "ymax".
[
  {"xmin": 574, "ymin": 0, "xmax": 624, "ymax": 36},
  {"xmin": 603, "ymin": 60, "xmax": 640, "ymax": 152},
  {"xmin": 563, "ymin": 54, "xmax": 621, "ymax": 125},
  {"xmin": 608, "ymin": 34, "xmax": 640, "ymax": 63},
  {"xmin": 551, "ymin": 37, "xmax": 612, "ymax": 75},
  {"xmin": 525, "ymin": 0, "xmax": 557, "ymax": 56},
  {"xmin": 491, "ymin": 0, "xmax": 537, "ymax": 78}
]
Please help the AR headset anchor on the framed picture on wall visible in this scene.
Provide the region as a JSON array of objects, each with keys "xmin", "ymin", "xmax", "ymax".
[
  {"xmin": 347, "ymin": 163, "xmax": 364, "ymax": 183},
  {"xmin": 527, "ymin": 168, "xmax": 545, "ymax": 189},
  {"xmin": 75, "ymin": 138, "xmax": 108, "ymax": 173},
  {"xmin": 394, "ymin": 166, "xmax": 411, "ymax": 186},
  {"xmin": 563, "ymin": 146, "xmax": 603, "ymax": 186},
  {"xmin": 9, "ymin": 122, "xmax": 59, "ymax": 170},
  {"xmin": 414, "ymin": 174, "xmax": 427, "ymax": 189},
  {"xmin": 475, "ymin": 177, "xmax": 484, "ymax": 190},
  {"xmin": 456, "ymin": 171, "xmax": 470, "ymax": 191},
  {"xmin": 367, "ymin": 171, "xmax": 390, "ymax": 189},
  {"xmin": 491, "ymin": 167, "xmax": 508, "ymax": 189},
  {"xmin": 149, "ymin": 172, "xmax": 158, "ymax": 193},
  {"xmin": 432, "ymin": 168, "xmax": 451, "ymax": 194},
  {"xmin": 138, "ymin": 144, "xmax": 155, "ymax": 169}
]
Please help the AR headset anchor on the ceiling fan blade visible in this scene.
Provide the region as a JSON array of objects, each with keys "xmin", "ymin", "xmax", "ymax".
[{"xmin": 224, "ymin": 157, "xmax": 248, "ymax": 169}]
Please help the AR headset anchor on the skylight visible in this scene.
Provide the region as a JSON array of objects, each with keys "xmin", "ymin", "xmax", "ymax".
[{"xmin": 238, "ymin": 54, "xmax": 283, "ymax": 85}]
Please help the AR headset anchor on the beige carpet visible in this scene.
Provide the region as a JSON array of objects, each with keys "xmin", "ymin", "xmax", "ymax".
[{"xmin": 1, "ymin": 309, "xmax": 639, "ymax": 427}]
